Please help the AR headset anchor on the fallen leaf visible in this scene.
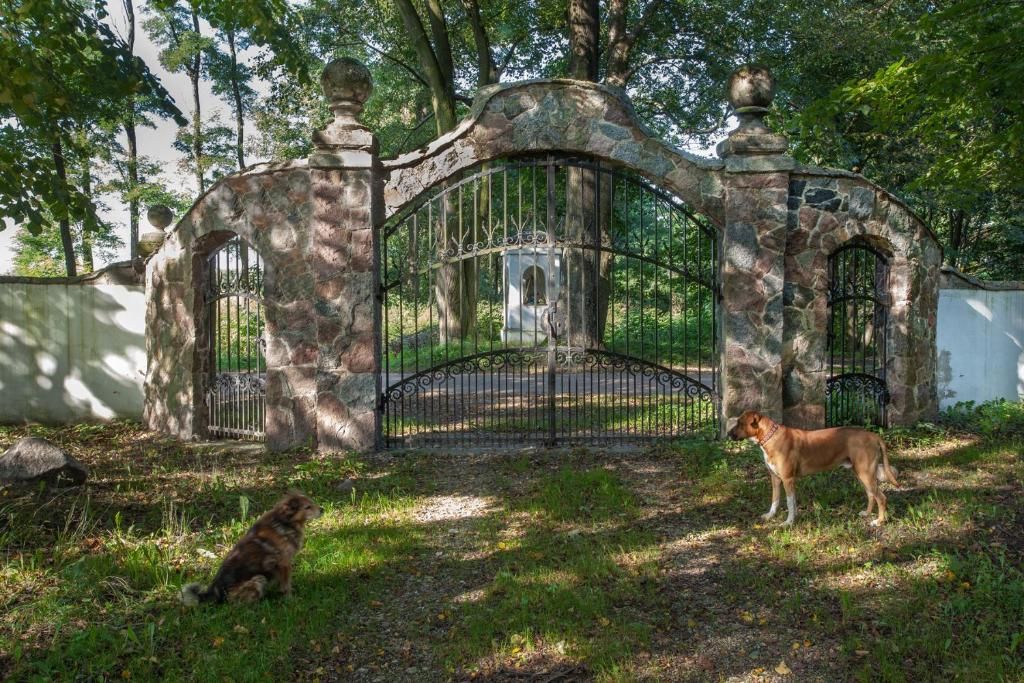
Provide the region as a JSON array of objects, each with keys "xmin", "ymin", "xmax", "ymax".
[
  {"xmin": 212, "ymin": 637, "xmax": 224, "ymax": 648},
  {"xmin": 233, "ymin": 624, "xmax": 249, "ymax": 634},
  {"xmin": 791, "ymin": 641, "xmax": 801, "ymax": 650},
  {"xmin": 775, "ymin": 660, "xmax": 792, "ymax": 675},
  {"xmin": 855, "ymin": 649, "xmax": 869, "ymax": 657}
]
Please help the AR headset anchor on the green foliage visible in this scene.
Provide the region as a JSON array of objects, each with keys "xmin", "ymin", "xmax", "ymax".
[
  {"xmin": 12, "ymin": 220, "xmax": 123, "ymax": 277},
  {"xmin": 0, "ymin": 0, "xmax": 183, "ymax": 236},
  {"xmin": 941, "ymin": 399, "xmax": 1024, "ymax": 437},
  {"xmin": 787, "ymin": 0, "xmax": 1024, "ymax": 279},
  {"xmin": 173, "ymin": 115, "xmax": 241, "ymax": 183}
]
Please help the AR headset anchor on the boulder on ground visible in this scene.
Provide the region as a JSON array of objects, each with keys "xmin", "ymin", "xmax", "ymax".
[{"xmin": 0, "ymin": 437, "xmax": 89, "ymax": 486}]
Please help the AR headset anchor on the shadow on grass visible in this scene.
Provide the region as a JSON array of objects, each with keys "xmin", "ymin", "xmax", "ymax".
[{"xmin": 1, "ymin": 424, "xmax": 1023, "ymax": 682}]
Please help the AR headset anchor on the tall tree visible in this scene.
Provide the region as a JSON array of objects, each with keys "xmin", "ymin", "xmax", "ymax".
[
  {"xmin": 145, "ymin": 1, "xmax": 211, "ymax": 193},
  {"xmin": 391, "ymin": 0, "xmax": 507, "ymax": 342},
  {"xmin": 0, "ymin": 0, "xmax": 182, "ymax": 274},
  {"xmin": 122, "ymin": 0, "xmax": 142, "ymax": 259},
  {"xmin": 208, "ymin": 23, "xmax": 257, "ymax": 169}
]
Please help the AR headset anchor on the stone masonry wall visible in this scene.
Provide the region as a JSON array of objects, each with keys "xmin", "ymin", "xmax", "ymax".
[
  {"xmin": 784, "ymin": 167, "xmax": 942, "ymax": 427},
  {"xmin": 144, "ymin": 161, "xmax": 318, "ymax": 449},
  {"xmin": 143, "ymin": 61, "xmax": 942, "ymax": 451},
  {"xmin": 382, "ymin": 80, "xmax": 727, "ymax": 226}
]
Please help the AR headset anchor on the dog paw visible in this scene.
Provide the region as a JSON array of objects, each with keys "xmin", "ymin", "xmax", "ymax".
[
  {"xmin": 869, "ymin": 519, "xmax": 884, "ymax": 527},
  {"xmin": 761, "ymin": 512, "xmax": 776, "ymax": 521}
]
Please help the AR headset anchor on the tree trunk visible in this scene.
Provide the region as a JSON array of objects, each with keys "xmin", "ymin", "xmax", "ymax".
[
  {"xmin": 124, "ymin": 0, "xmax": 140, "ymax": 259},
  {"xmin": 80, "ymin": 157, "xmax": 94, "ymax": 273},
  {"xmin": 568, "ymin": 0, "xmax": 599, "ymax": 80},
  {"xmin": 564, "ymin": 167, "xmax": 613, "ymax": 348},
  {"xmin": 190, "ymin": 3, "xmax": 204, "ymax": 193},
  {"xmin": 948, "ymin": 208, "xmax": 966, "ymax": 270},
  {"xmin": 461, "ymin": 0, "xmax": 497, "ymax": 85},
  {"xmin": 51, "ymin": 139, "xmax": 77, "ymax": 277},
  {"xmin": 393, "ymin": 0, "xmax": 457, "ymax": 134},
  {"xmin": 393, "ymin": 0, "xmax": 472, "ymax": 343},
  {"xmin": 227, "ymin": 28, "xmax": 246, "ymax": 170},
  {"xmin": 564, "ymin": 0, "xmax": 611, "ymax": 349}
]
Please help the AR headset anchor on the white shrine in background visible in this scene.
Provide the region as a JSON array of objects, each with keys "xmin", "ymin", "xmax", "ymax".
[{"xmin": 501, "ymin": 246, "xmax": 563, "ymax": 346}]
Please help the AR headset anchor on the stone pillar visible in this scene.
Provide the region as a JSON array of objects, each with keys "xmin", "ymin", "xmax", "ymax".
[
  {"xmin": 309, "ymin": 58, "xmax": 380, "ymax": 452},
  {"xmin": 717, "ymin": 66, "xmax": 793, "ymax": 431}
]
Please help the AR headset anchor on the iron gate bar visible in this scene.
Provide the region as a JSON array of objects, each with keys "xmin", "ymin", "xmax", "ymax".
[
  {"xmin": 378, "ymin": 157, "xmax": 720, "ymax": 448},
  {"xmin": 826, "ymin": 241, "xmax": 889, "ymax": 427},
  {"xmin": 205, "ymin": 236, "xmax": 267, "ymax": 441}
]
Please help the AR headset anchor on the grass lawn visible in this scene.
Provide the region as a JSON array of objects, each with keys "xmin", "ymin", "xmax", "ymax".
[{"xmin": 1, "ymin": 411, "xmax": 1023, "ymax": 681}]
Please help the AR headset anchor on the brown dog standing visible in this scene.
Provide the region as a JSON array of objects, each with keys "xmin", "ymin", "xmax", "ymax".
[
  {"xmin": 181, "ymin": 491, "xmax": 322, "ymax": 605},
  {"xmin": 728, "ymin": 411, "xmax": 898, "ymax": 526}
]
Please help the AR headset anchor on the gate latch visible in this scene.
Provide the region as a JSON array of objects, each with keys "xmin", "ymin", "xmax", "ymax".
[{"xmin": 545, "ymin": 303, "xmax": 566, "ymax": 341}]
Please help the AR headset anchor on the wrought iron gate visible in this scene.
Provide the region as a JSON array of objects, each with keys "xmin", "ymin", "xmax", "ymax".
[
  {"xmin": 378, "ymin": 157, "xmax": 720, "ymax": 447},
  {"xmin": 205, "ymin": 236, "xmax": 266, "ymax": 440},
  {"xmin": 826, "ymin": 242, "xmax": 890, "ymax": 427}
]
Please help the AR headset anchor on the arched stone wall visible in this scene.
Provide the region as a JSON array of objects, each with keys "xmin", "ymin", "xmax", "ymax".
[
  {"xmin": 783, "ymin": 168, "xmax": 942, "ymax": 427},
  {"xmin": 381, "ymin": 80, "xmax": 727, "ymax": 226},
  {"xmin": 143, "ymin": 58, "xmax": 942, "ymax": 451},
  {"xmin": 144, "ymin": 161, "xmax": 319, "ymax": 449}
]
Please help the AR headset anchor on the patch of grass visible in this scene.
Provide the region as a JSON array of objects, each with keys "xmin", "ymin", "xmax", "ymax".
[
  {"xmin": 0, "ymin": 423, "xmax": 430, "ymax": 682},
  {"xmin": 2, "ymin": 421, "xmax": 1023, "ymax": 681},
  {"xmin": 446, "ymin": 466, "xmax": 657, "ymax": 676}
]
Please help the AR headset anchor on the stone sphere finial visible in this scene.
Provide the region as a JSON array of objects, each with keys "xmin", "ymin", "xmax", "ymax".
[
  {"xmin": 727, "ymin": 64, "xmax": 775, "ymax": 112},
  {"xmin": 146, "ymin": 204, "xmax": 174, "ymax": 230},
  {"xmin": 717, "ymin": 64, "xmax": 789, "ymax": 160},
  {"xmin": 139, "ymin": 204, "xmax": 173, "ymax": 258},
  {"xmin": 321, "ymin": 57, "xmax": 373, "ymax": 121}
]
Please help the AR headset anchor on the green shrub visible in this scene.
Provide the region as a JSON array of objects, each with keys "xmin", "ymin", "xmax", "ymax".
[{"xmin": 940, "ymin": 399, "xmax": 1024, "ymax": 436}]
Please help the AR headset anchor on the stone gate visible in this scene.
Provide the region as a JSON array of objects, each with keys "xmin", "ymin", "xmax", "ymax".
[{"xmin": 143, "ymin": 58, "xmax": 941, "ymax": 451}]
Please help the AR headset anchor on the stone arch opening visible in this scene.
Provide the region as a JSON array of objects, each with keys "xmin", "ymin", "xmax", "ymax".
[
  {"xmin": 377, "ymin": 156, "xmax": 720, "ymax": 447},
  {"xmin": 142, "ymin": 59, "xmax": 943, "ymax": 453},
  {"xmin": 194, "ymin": 232, "xmax": 267, "ymax": 440},
  {"xmin": 826, "ymin": 237, "xmax": 892, "ymax": 426}
]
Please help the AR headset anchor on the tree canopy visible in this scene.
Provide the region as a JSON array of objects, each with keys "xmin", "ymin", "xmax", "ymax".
[{"xmin": 1, "ymin": 0, "xmax": 1022, "ymax": 278}]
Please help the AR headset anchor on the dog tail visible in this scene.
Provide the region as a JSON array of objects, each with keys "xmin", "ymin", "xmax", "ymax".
[
  {"xmin": 877, "ymin": 440, "xmax": 899, "ymax": 487},
  {"xmin": 180, "ymin": 582, "xmax": 219, "ymax": 607}
]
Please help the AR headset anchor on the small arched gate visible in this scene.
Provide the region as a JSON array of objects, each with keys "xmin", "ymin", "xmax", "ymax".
[
  {"xmin": 204, "ymin": 236, "xmax": 267, "ymax": 440},
  {"xmin": 826, "ymin": 242, "xmax": 890, "ymax": 426},
  {"xmin": 378, "ymin": 157, "xmax": 720, "ymax": 447}
]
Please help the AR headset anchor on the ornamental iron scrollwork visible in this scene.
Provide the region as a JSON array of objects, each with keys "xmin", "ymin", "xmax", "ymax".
[
  {"xmin": 826, "ymin": 241, "xmax": 890, "ymax": 427},
  {"xmin": 209, "ymin": 372, "xmax": 267, "ymax": 397},
  {"xmin": 205, "ymin": 234, "xmax": 267, "ymax": 441},
  {"xmin": 826, "ymin": 373, "xmax": 889, "ymax": 403},
  {"xmin": 378, "ymin": 157, "xmax": 721, "ymax": 447}
]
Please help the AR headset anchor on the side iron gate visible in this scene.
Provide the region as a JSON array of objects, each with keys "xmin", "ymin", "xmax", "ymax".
[
  {"xmin": 378, "ymin": 157, "xmax": 720, "ymax": 447},
  {"xmin": 826, "ymin": 242, "xmax": 890, "ymax": 427},
  {"xmin": 205, "ymin": 235, "xmax": 267, "ymax": 440}
]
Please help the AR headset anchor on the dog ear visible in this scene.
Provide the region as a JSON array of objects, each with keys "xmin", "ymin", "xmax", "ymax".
[{"xmin": 749, "ymin": 412, "xmax": 760, "ymax": 429}]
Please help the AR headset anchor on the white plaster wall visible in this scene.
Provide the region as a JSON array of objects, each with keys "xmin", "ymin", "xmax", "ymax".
[
  {"xmin": 0, "ymin": 283, "xmax": 146, "ymax": 422},
  {"xmin": 937, "ymin": 288, "xmax": 1024, "ymax": 408}
]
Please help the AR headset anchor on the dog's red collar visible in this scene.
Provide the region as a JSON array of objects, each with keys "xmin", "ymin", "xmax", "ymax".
[{"xmin": 758, "ymin": 421, "xmax": 780, "ymax": 447}]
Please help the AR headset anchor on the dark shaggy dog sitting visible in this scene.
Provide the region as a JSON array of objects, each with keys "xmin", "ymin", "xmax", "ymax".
[{"xmin": 181, "ymin": 492, "xmax": 322, "ymax": 605}]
